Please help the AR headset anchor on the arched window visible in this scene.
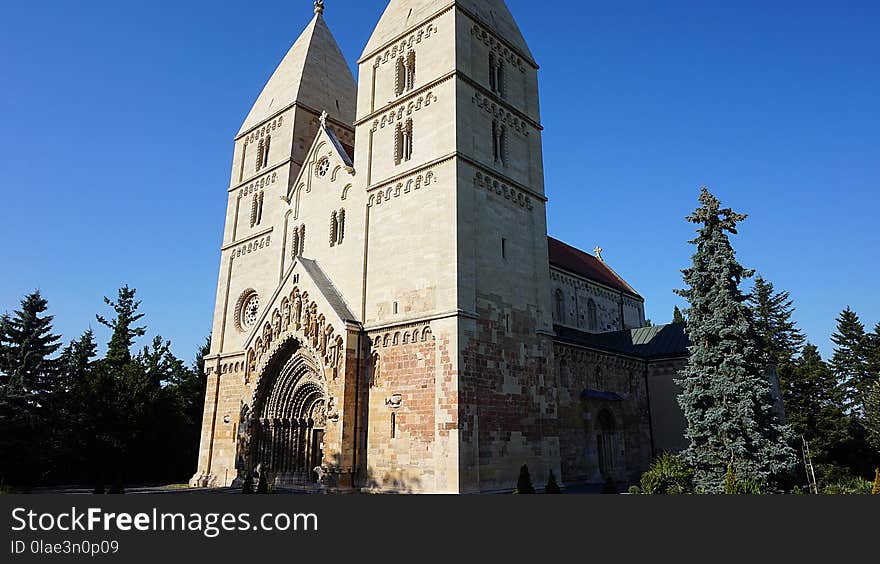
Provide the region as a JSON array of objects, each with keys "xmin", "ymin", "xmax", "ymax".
[
  {"xmin": 406, "ymin": 51, "xmax": 416, "ymax": 92},
  {"xmin": 404, "ymin": 119, "xmax": 413, "ymax": 161},
  {"xmin": 499, "ymin": 125, "xmax": 508, "ymax": 165},
  {"xmin": 394, "ymin": 123, "xmax": 403, "ymax": 165},
  {"xmin": 262, "ymin": 135, "xmax": 271, "ymax": 169},
  {"xmin": 555, "ymin": 289, "xmax": 565, "ymax": 322},
  {"xmin": 492, "ymin": 120, "xmax": 499, "ymax": 163},
  {"xmin": 391, "ymin": 412, "xmax": 397, "ymax": 439},
  {"xmin": 337, "ymin": 208, "xmax": 345, "ymax": 245},
  {"xmin": 588, "ymin": 299, "xmax": 598, "ymax": 331},
  {"xmin": 597, "ymin": 410, "xmax": 618, "ymax": 477},
  {"xmin": 239, "ymin": 141, "xmax": 248, "ymax": 181},
  {"xmin": 300, "ymin": 224, "xmax": 306, "ymax": 255},
  {"xmin": 395, "ymin": 57, "xmax": 406, "ymax": 96},
  {"xmin": 497, "ymin": 60, "xmax": 506, "ymax": 98},
  {"xmin": 489, "ymin": 53, "xmax": 497, "ymax": 92},
  {"xmin": 292, "ymin": 227, "xmax": 300, "ymax": 258},
  {"xmin": 256, "ymin": 139, "xmax": 265, "ymax": 172},
  {"xmin": 329, "ymin": 211, "xmax": 338, "ymax": 247},
  {"xmin": 257, "ymin": 191, "xmax": 264, "ymax": 225},
  {"xmin": 250, "ymin": 194, "xmax": 259, "ymax": 227}
]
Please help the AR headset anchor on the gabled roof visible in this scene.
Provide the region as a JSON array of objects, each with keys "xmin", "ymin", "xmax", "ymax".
[
  {"xmin": 555, "ymin": 323, "xmax": 691, "ymax": 361},
  {"xmin": 298, "ymin": 258, "xmax": 359, "ymax": 324},
  {"xmin": 238, "ymin": 12, "xmax": 356, "ymax": 136},
  {"xmin": 548, "ymin": 237, "xmax": 642, "ymax": 299},
  {"xmin": 361, "ymin": 0, "xmax": 535, "ymax": 65}
]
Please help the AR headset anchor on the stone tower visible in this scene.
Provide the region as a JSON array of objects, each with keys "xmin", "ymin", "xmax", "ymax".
[
  {"xmin": 355, "ymin": 0, "xmax": 557, "ymax": 493},
  {"xmin": 193, "ymin": 0, "xmax": 560, "ymax": 494},
  {"xmin": 192, "ymin": 3, "xmax": 357, "ymax": 488}
]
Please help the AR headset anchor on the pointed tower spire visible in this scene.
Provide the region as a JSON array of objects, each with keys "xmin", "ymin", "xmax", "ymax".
[{"xmin": 237, "ymin": 3, "xmax": 355, "ymax": 136}]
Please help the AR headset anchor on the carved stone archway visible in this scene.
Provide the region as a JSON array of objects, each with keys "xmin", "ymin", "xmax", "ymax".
[{"xmin": 244, "ymin": 338, "xmax": 328, "ymax": 487}]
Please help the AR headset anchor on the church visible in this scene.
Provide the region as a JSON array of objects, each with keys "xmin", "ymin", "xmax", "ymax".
[{"xmin": 191, "ymin": 0, "xmax": 694, "ymax": 493}]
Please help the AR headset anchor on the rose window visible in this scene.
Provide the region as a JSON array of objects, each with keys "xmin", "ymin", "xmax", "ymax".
[{"xmin": 316, "ymin": 157, "xmax": 330, "ymax": 177}]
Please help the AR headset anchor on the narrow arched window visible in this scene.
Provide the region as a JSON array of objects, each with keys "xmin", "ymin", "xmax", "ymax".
[
  {"xmin": 489, "ymin": 53, "xmax": 497, "ymax": 92},
  {"xmin": 492, "ymin": 120, "xmax": 499, "ymax": 163},
  {"xmin": 394, "ymin": 122, "xmax": 403, "ymax": 165},
  {"xmin": 395, "ymin": 57, "xmax": 405, "ymax": 96},
  {"xmin": 555, "ymin": 289, "xmax": 565, "ymax": 322},
  {"xmin": 497, "ymin": 61, "xmax": 506, "ymax": 98},
  {"xmin": 499, "ymin": 125, "xmax": 508, "ymax": 166},
  {"xmin": 588, "ymin": 299, "xmax": 598, "ymax": 331},
  {"xmin": 404, "ymin": 119, "xmax": 413, "ymax": 161},
  {"xmin": 329, "ymin": 211, "xmax": 338, "ymax": 247},
  {"xmin": 250, "ymin": 194, "xmax": 258, "ymax": 227},
  {"xmin": 257, "ymin": 191, "xmax": 264, "ymax": 225},
  {"xmin": 337, "ymin": 208, "xmax": 345, "ymax": 245},
  {"xmin": 292, "ymin": 227, "xmax": 300, "ymax": 258},
  {"xmin": 406, "ymin": 51, "xmax": 416, "ymax": 91},
  {"xmin": 239, "ymin": 141, "xmax": 248, "ymax": 182},
  {"xmin": 391, "ymin": 412, "xmax": 397, "ymax": 439},
  {"xmin": 262, "ymin": 135, "xmax": 271, "ymax": 169},
  {"xmin": 256, "ymin": 139, "xmax": 265, "ymax": 172},
  {"xmin": 300, "ymin": 224, "xmax": 306, "ymax": 255}
]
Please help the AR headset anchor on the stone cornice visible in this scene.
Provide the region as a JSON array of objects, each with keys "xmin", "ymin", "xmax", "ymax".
[
  {"xmin": 355, "ymin": 72, "xmax": 455, "ymax": 127},
  {"xmin": 221, "ymin": 226, "xmax": 273, "ymax": 252},
  {"xmin": 234, "ymin": 101, "xmax": 354, "ymax": 142},
  {"xmin": 363, "ymin": 308, "xmax": 478, "ymax": 333},
  {"xmin": 457, "ymin": 73, "xmax": 543, "ymax": 131}
]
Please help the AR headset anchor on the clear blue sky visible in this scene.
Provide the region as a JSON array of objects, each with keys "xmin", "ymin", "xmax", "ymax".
[{"xmin": 1, "ymin": 0, "xmax": 877, "ymax": 361}]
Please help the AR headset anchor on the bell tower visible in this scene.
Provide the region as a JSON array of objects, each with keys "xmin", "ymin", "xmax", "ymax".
[
  {"xmin": 355, "ymin": 0, "xmax": 557, "ymax": 493},
  {"xmin": 194, "ymin": 1, "xmax": 356, "ymax": 488}
]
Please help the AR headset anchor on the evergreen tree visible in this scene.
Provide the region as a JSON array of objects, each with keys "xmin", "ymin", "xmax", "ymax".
[
  {"xmin": 747, "ymin": 275, "xmax": 805, "ymax": 367},
  {"xmin": 830, "ymin": 308, "xmax": 870, "ymax": 414},
  {"xmin": 866, "ymin": 378, "xmax": 880, "ymax": 455},
  {"xmin": 96, "ymin": 286, "xmax": 145, "ymax": 369},
  {"xmin": 783, "ymin": 345, "xmax": 848, "ymax": 464},
  {"xmin": 515, "ymin": 464, "xmax": 535, "ymax": 494},
  {"xmin": 0, "ymin": 292, "xmax": 62, "ymax": 486},
  {"xmin": 672, "ymin": 306, "xmax": 686, "ymax": 325},
  {"xmin": 675, "ymin": 188, "xmax": 795, "ymax": 493}
]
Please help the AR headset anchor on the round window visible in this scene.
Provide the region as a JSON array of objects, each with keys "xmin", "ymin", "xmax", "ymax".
[
  {"xmin": 316, "ymin": 157, "xmax": 330, "ymax": 177},
  {"xmin": 240, "ymin": 293, "xmax": 260, "ymax": 330}
]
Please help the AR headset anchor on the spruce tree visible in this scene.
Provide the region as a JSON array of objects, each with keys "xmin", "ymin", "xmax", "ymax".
[
  {"xmin": 672, "ymin": 306, "xmax": 686, "ymax": 325},
  {"xmin": 783, "ymin": 345, "xmax": 848, "ymax": 463},
  {"xmin": 830, "ymin": 308, "xmax": 870, "ymax": 414},
  {"xmin": 865, "ymin": 378, "xmax": 880, "ymax": 455},
  {"xmin": 0, "ymin": 292, "xmax": 62, "ymax": 486},
  {"xmin": 747, "ymin": 275, "xmax": 805, "ymax": 368},
  {"xmin": 96, "ymin": 286, "xmax": 146, "ymax": 369},
  {"xmin": 675, "ymin": 188, "xmax": 795, "ymax": 493}
]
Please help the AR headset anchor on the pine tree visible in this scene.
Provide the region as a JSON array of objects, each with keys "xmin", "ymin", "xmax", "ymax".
[
  {"xmin": 96, "ymin": 286, "xmax": 146, "ymax": 369},
  {"xmin": 747, "ymin": 275, "xmax": 805, "ymax": 368},
  {"xmin": 675, "ymin": 188, "xmax": 795, "ymax": 493},
  {"xmin": 672, "ymin": 306, "xmax": 686, "ymax": 325},
  {"xmin": 515, "ymin": 464, "xmax": 535, "ymax": 494},
  {"xmin": 830, "ymin": 308, "xmax": 870, "ymax": 414}
]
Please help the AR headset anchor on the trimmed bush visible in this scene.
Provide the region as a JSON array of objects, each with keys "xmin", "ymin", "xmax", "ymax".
[{"xmin": 514, "ymin": 465, "xmax": 535, "ymax": 494}]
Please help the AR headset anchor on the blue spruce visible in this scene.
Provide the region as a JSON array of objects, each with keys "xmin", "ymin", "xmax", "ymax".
[{"xmin": 675, "ymin": 188, "xmax": 795, "ymax": 493}]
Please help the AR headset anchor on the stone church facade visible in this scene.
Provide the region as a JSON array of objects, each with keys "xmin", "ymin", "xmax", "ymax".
[{"xmin": 191, "ymin": 0, "xmax": 692, "ymax": 493}]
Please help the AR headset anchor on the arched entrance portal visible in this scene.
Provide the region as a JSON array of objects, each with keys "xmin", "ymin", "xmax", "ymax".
[{"xmin": 248, "ymin": 340, "xmax": 327, "ymax": 486}]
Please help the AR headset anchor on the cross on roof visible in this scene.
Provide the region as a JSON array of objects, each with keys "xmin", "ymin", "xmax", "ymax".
[
  {"xmin": 594, "ymin": 246, "xmax": 604, "ymax": 261},
  {"xmin": 314, "ymin": 1, "xmax": 325, "ymax": 15}
]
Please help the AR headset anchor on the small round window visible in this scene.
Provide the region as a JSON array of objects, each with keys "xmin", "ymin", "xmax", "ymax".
[
  {"xmin": 239, "ymin": 292, "xmax": 260, "ymax": 330},
  {"xmin": 316, "ymin": 157, "xmax": 330, "ymax": 177}
]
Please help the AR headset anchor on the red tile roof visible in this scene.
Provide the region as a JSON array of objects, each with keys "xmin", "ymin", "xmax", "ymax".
[{"xmin": 548, "ymin": 237, "xmax": 642, "ymax": 299}]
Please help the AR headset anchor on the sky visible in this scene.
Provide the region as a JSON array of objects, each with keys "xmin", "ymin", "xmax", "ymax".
[{"xmin": 0, "ymin": 0, "xmax": 877, "ymax": 361}]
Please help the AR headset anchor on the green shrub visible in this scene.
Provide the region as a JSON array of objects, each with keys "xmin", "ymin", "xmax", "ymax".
[
  {"xmin": 639, "ymin": 452, "xmax": 695, "ymax": 495},
  {"xmin": 816, "ymin": 464, "xmax": 872, "ymax": 495},
  {"xmin": 873, "ymin": 469, "xmax": 880, "ymax": 495},
  {"xmin": 514, "ymin": 465, "xmax": 535, "ymax": 494},
  {"xmin": 545, "ymin": 471, "xmax": 561, "ymax": 494},
  {"xmin": 627, "ymin": 485, "xmax": 641, "ymax": 494}
]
